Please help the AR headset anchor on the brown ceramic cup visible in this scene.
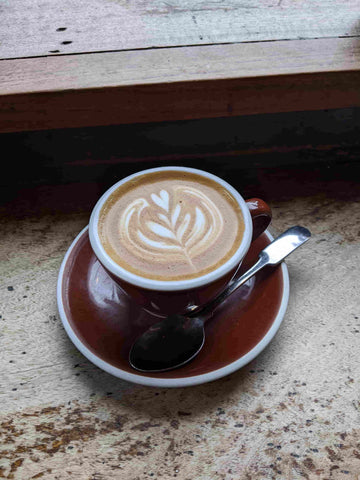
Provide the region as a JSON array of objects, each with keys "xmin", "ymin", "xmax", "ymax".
[{"xmin": 89, "ymin": 167, "xmax": 271, "ymax": 317}]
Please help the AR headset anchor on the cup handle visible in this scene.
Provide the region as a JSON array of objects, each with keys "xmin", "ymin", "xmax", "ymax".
[{"xmin": 245, "ymin": 198, "xmax": 272, "ymax": 241}]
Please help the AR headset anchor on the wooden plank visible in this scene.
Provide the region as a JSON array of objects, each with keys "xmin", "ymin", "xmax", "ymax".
[
  {"xmin": 1, "ymin": 0, "xmax": 359, "ymax": 59},
  {"xmin": 1, "ymin": 70, "xmax": 359, "ymax": 133},
  {"xmin": 2, "ymin": 38, "xmax": 360, "ymax": 95},
  {"xmin": 0, "ymin": 38, "xmax": 360, "ymax": 133}
]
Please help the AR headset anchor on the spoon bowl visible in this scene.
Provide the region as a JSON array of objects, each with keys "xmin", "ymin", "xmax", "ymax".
[{"xmin": 129, "ymin": 315, "xmax": 204, "ymax": 372}]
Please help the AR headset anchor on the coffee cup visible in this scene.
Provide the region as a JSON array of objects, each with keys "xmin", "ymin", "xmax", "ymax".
[{"xmin": 89, "ymin": 166, "xmax": 271, "ymax": 316}]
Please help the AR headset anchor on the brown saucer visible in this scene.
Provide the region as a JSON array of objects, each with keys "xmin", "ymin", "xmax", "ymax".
[{"xmin": 57, "ymin": 227, "xmax": 288, "ymax": 387}]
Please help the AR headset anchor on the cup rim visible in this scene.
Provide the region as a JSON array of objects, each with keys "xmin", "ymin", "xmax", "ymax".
[{"xmin": 89, "ymin": 166, "xmax": 253, "ymax": 291}]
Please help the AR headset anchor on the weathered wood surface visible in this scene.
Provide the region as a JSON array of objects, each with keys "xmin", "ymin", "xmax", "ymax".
[
  {"xmin": 3, "ymin": 38, "xmax": 360, "ymax": 96},
  {"xmin": 1, "ymin": 0, "xmax": 360, "ymax": 132},
  {"xmin": 1, "ymin": 157, "xmax": 359, "ymax": 479},
  {"xmin": 1, "ymin": 0, "xmax": 360, "ymax": 58},
  {"xmin": 2, "ymin": 68, "xmax": 360, "ymax": 133}
]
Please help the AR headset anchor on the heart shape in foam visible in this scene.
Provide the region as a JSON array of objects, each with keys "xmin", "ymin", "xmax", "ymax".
[{"xmin": 151, "ymin": 190, "xmax": 169, "ymax": 212}]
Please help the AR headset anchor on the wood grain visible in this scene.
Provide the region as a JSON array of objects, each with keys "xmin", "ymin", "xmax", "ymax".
[
  {"xmin": 0, "ymin": 0, "xmax": 359, "ymax": 132},
  {"xmin": 2, "ymin": 71, "xmax": 360, "ymax": 133},
  {"xmin": 1, "ymin": 0, "xmax": 359, "ymax": 58},
  {"xmin": 1, "ymin": 38, "xmax": 360, "ymax": 133},
  {"xmin": 2, "ymin": 38, "xmax": 360, "ymax": 95}
]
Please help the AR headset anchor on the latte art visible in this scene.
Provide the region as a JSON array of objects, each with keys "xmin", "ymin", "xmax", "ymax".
[
  {"xmin": 119, "ymin": 186, "xmax": 224, "ymax": 269},
  {"xmin": 98, "ymin": 170, "xmax": 245, "ymax": 280}
]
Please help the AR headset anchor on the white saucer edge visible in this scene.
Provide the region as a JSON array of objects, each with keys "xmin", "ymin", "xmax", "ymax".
[{"xmin": 57, "ymin": 226, "xmax": 289, "ymax": 388}]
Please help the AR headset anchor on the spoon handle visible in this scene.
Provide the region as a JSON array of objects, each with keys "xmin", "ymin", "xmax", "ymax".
[
  {"xmin": 192, "ymin": 254, "xmax": 268, "ymax": 321},
  {"xmin": 190, "ymin": 226, "xmax": 311, "ymax": 321}
]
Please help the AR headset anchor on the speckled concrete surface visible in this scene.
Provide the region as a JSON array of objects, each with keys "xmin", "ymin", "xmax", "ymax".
[{"xmin": 1, "ymin": 161, "xmax": 359, "ymax": 479}]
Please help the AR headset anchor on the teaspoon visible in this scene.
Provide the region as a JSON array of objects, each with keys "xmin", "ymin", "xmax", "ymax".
[{"xmin": 129, "ymin": 226, "xmax": 311, "ymax": 373}]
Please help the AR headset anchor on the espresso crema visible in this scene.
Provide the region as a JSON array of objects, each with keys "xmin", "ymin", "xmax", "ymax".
[{"xmin": 98, "ymin": 171, "xmax": 245, "ymax": 280}]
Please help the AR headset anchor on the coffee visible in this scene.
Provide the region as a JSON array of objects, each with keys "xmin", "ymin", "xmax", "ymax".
[{"xmin": 98, "ymin": 170, "xmax": 245, "ymax": 280}]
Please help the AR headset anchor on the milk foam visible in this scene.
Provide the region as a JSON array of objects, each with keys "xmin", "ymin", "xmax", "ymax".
[
  {"xmin": 98, "ymin": 171, "xmax": 244, "ymax": 280},
  {"xmin": 118, "ymin": 186, "xmax": 224, "ymax": 271}
]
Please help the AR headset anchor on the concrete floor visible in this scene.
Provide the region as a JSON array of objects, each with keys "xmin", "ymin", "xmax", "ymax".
[{"xmin": 0, "ymin": 158, "xmax": 359, "ymax": 479}]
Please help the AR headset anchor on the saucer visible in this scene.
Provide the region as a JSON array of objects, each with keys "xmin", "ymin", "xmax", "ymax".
[{"xmin": 57, "ymin": 227, "xmax": 289, "ymax": 388}]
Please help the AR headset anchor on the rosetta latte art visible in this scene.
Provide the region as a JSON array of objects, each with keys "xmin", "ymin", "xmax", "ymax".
[{"xmin": 119, "ymin": 186, "xmax": 224, "ymax": 270}]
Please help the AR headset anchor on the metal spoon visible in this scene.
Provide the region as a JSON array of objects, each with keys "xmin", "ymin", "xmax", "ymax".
[{"xmin": 129, "ymin": 226, "xmax": 311, "ymax": 373}]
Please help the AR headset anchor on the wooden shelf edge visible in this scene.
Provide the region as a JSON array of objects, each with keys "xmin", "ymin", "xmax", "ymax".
[{"xmin": 1, "ymin": 38, "xmax": 360, "ymax": 133}]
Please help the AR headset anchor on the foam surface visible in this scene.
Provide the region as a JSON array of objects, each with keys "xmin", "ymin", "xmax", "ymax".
[{"xmin": 98, "ymin": 171, "xmax": 244, "ymax": 280}]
